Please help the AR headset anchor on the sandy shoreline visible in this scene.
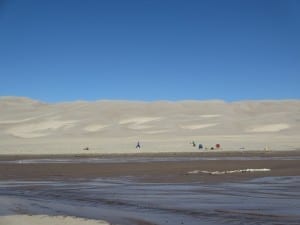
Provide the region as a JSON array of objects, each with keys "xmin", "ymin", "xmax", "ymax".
[
  {"xmin": 0, "ymin": 151, "xmax": 299, "ymax": 183},
  {"xmin": 0, "ymin": 215, "xmax": 110, "ymax": 225}
]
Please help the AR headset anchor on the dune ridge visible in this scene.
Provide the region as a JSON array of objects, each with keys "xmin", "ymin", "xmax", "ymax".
[{"xmin": 0, "ymin": 97, "xmax": 299, "ymax": 154}]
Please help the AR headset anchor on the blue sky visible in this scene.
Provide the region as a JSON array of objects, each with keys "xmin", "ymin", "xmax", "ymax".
[{"xmin": 0, "ymin": 0, "xmax": 299, "ymax": 102}]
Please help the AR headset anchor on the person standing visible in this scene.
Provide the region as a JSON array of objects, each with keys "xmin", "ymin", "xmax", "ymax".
[
  {"xmin": 192, "ymin": 141, "xmax": 196, "ymax": 147},
  {"xmin": 136, "ymin": 141, "xmax": 141, "ymax": 149}
]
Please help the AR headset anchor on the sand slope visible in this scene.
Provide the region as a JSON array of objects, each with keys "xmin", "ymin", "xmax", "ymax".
[{"xmin": 0, "ymin": 97, "xmax": 299, "ymax": 154}]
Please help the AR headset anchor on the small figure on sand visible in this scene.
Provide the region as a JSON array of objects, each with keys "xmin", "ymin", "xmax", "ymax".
[
  {"xmin": 192, "ymin": 141, "xmax": 196, "ymax": 147},
  {"xmin": 136, "ymin": 141, "xmax": 141, "ymax": 149}
]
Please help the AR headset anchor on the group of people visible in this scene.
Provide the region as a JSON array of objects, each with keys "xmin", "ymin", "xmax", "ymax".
[
  {"xmin": 192, "ymin": 141, "xmax": 221, "ymax": 150},
  {"xmin": 192, "ymin": 141, "xmax": 203, "ymax": 149},
  {"xmin": 136, "ymin": 141, "xmax": 220, "ymax": 150}
]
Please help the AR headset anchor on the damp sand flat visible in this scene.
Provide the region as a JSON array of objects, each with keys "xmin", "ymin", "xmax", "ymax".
[{"xmin": 0, "ymin": 156, "xmax": 300, "ymax": 183}]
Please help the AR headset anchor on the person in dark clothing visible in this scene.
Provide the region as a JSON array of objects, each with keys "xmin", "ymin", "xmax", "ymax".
[
  {"xmin": 136, "ymin": 141, "xmax": 141, "ymax": 149},
  {"xmin": 192, "ymin": 141, "xmax": 196, "ymax": 147}
]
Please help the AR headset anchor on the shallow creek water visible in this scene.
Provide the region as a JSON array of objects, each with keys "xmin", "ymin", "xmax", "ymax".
[{"xmin": 0, "ymin": 176, "xmax": 300, "ymax": 225}]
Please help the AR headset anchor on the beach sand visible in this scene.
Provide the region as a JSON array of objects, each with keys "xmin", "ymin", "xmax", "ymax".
[{"xmin": 0, "ymin": 215, "xmax": 110, "ymax": 225}]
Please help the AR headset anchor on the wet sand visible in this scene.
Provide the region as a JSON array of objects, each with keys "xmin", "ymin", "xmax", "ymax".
[{"xmin": 1, "ymin": 151, "xmax": 300, "ymax": 183}]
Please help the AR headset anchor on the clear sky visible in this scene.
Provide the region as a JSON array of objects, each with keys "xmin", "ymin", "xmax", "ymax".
[{"xmin": 0, "ymin": 0, "xmax": 299, "ymax": 102}]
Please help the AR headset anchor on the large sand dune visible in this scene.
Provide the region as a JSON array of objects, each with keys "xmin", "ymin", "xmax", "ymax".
[{"xmin": 0, "ymin": 97, "xmax": 299, "ymax": 154}]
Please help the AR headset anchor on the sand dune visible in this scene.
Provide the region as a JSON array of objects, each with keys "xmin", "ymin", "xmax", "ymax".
[
  {"xmin": 84, "ymin": 124, "xmax": 110, "ymax": 132},
  {"xmin": 119, "ymin": 117, "xmax": 162, "ymax": 125},
  {"xmin": 199, "ymin": 114, "xmax": 221, "ymax": 118},
  {"xmin": 180, "ymin": 123, "xmax": 218, "ymax": 130},
  {"xmin": 0, "ymin": 97, "xmax": 299, "ymax": 154},
  {"xmin": 6, "ymin": 120, "xmax": 77, "ymax": 138},
  {"xmin": 0, "ymin": 117, "xmax": 36, "ymax": 124},
  {"xmin": 119, "ymin": 117, "xmax": 162, "ymax": 130},
  {"xmin": 247, "ymin": 123, "xmax": 290, "ymax": 132}
]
